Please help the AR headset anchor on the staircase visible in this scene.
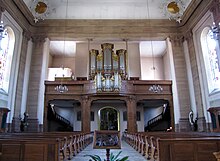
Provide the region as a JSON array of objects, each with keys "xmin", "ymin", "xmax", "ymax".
[
  {"xmin": 48, "ymin": 106, "xmax": 73, "ymax": 131},
  {"xmin": 145, "ymin": 105, "xmax": 170, "ymax": 131}
]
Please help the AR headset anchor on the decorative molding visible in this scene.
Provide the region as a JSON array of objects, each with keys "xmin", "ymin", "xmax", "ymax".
[
  {"xmin": 31, "ymin": 35, "xmax": 46, "ymax": 43},
  {"xmin": 184, "ymin": 30, "xmax": 193, "ymax": 42},
  {"xmin": 126, "ymin": 95, "xmax": 136, "ymax": 103},
  {"xmin": 210, "ymin": 0, "xmax": 220, "ymax": 22},
  {"xmin": 169, "ymin": 35, "xmax": 184, "ymax": 46},
  {"xmin": 23, "ymin": 30, "xmax": 31, "ymax": 41}
]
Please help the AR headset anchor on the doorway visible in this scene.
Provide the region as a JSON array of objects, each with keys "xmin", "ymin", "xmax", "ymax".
[{"xmin": 98, "ymin": 107, "xmax": 119, "ymax": 131}]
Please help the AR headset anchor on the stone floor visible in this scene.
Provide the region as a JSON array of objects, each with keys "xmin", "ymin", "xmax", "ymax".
[{"xmin": 70, "ymin": 141, "xmax": 149, "ymax": 161}]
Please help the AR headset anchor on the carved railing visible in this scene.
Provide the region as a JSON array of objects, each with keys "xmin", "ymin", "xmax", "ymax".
[{"xmin": 50, "ymin": 106, "xmax": 73, "ymax": 130}]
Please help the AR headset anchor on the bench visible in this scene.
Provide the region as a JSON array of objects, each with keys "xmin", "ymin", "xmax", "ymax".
[
  {"xmin": 0, "ymin": 132, "xmax": 93, "ymax": 161},
  {"xmin": 123, "ymin": 132, "xmax": 220, "ymax": 161}
]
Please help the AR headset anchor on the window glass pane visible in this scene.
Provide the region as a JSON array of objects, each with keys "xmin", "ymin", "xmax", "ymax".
[
  {"xmin": 136, "ymin": 111, "xmax": 141, "ymax": 121},
  {"xmin": 123, "ymin": 111, "xmax": 127, "ymax": 121},
  {"xmin": 90, "ymin": 111, "xmax": 94, "ymax": 121},
  {"xmin": 0, "ymin": 27, "xmax": 15, "ymax": 93},
  {"xmin": 207, "ymin": 30, "xmax": 220, "ymax": 85},
  {"xmin": 201, "ymin": 27, "xmax": 220, "ymax": 93},
  {"xmin": 77, "ymin": 111, "xmax": 81, "ymax": 121}
]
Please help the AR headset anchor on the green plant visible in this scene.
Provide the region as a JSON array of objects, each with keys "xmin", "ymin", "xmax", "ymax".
[{"xmin": 84, "ymin": 151, "xmax": 129, "ymax": 161}]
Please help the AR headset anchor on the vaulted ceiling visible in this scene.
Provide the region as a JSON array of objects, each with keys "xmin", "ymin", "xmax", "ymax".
[
  {"xmin": 21, "ymin": 0, "xmax": 192, "ymax": 57},
  {"xmin": 23, "ymin": 0, "xmax": 192, "ymax": 20}
]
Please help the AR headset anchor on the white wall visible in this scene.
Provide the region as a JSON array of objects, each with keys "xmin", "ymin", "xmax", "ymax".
[
  {"xmin": 166, "ymin": 38, "xmax": 180, "ymax": 124},
  {"xmin": 51, "ymin": 56, "xmax": 75, "ymax": 75},
  {"xmin": 163, "ymin": 50, "xmax": 172, "ymax": 80},
  {"xmin": 140, "ymin": 57, "xmax": 164, "ymax": 80},
  {"xmin": 127, "ymin": 43, "xmax": 141, "ymax": 78}
]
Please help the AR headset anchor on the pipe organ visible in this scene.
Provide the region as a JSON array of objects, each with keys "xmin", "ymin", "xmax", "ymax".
[{"xmin": 89, "ymin": 43, "xmax": 127, "ymax": 92}]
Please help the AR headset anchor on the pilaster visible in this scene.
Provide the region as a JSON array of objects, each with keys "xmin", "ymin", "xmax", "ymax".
[
  {"xmin": 126, "ymin": 95, "xmax": 137, "ymax": 133},
  {"xmin": 184, "ymin": 31, "xmax": 207, "ymax": 131},
  {"xmin": 11, "ymin": 31, "xmax": 31, "ymax": 132},
  {"xmin": 26, "ymin": 35, "xmax": 46, "ymax": 132},
  {"xmin": 81, "ymin": 96, "xmax": 91, "ymax": 133},
  {"xmin": 169, "ymin": 35, "xmax": 191, "ymax": 130}
]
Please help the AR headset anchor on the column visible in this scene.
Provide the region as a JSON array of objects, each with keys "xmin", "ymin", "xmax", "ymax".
[
  {"xmin": 126, "ymin": 96, "xmax": 137, "ymax": 133},
  {"xmin": 169, "ymin": 35, "xmax": 191, "ymax": 131},
  {"xmin": 184, "ymin": 31, "xmax": 207, "ymax": 131},
  {"xmin": 81, "ymin": 96, "xmax": 91, "ymax": 133},
  {"xmin": 26, "ymin": 35, "xmax": 46, "ymax": 132},
  {"xmin": 11, "ymin": 31, "xmax": 31, "ymax": 132}
]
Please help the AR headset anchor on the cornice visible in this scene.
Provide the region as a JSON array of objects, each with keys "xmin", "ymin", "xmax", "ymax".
[
  {"xmin": 180, "ymin": 0, "xmax": 202, "ymax": 26},
  {"xmin": 2, "ymin": 0, "xmax": 33, "ymax": 33},
  {"xmin": 179, "ymin": 0, "xmax": 213, "ymax": 34}
]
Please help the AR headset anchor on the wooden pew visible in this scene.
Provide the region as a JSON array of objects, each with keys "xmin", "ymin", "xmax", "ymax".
[
  {"xmin": 0, "ymin": 132, "xmax": 93, "ymax": 161},
  {"xmin": 124, "ymin": 132, "xmax": 220, "ymax": 161},
  {"xmin": 158, "ymin": 137, "xmax": 220, "ymax": 161}
]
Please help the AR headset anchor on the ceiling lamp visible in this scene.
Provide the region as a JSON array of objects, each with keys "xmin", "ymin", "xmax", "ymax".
[
  {"xmin": 162, "ymin": 0, "xmax": 186, "ymax": 23},
  {"xmin": 54, "ymin": 0, "xmax": 69, "ymax": 93},
  {"xmin": 30, "ymin": 0, "xmax": 55, "ymax": 23},
  {"xmin": 147, "ymin": 0, "xmax": 163, "ymax": 93}
]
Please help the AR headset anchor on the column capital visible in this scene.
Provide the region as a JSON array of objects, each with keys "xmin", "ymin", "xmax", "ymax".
[
  {"xmin": 31, "ymin": 35, "xmax": 46, "ymax": 43},
  {"xmin": 23, "ymin": 30, "xmax": 31, "ymax": 41},
  {"xmin": 184, "ymin": 30, "xmax": 193, "ymax": 42},
  {"xmin": 81, "ymin": 95, "xmax": 91, "ymax": 104},
  {"xmin": 169, "ymin": 35, "xmax": 184, "ymax": 46},
  {"xmin": 126, "ymin": 95, "xmax": 136, "ymax": 103},
  {"xmin": 0, "ymin": 6, "xmax": 5, "ymax": 19},
  {"xmin": 0, "ymin": 6, "xmax": 5, "ymax": 13},
  {"xmin": 210, "ymin": 0, "xmax": 220, "ymax": 22}
]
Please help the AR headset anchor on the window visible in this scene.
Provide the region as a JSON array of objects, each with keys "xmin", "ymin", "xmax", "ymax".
[
  {"xmin": 123, "ymin": 111, "xmax": 127, "ymax": 121},
  {"xmin": 201, "ymin": 27, "xmax": 220, "ymax": 93},
  {"xmin": 90, "ymin": 111, "xmax": 94, "ymax": 121},
  {"xmin": 0, "ymin": 26, "xmax": 15, "ymax": 93},
  {"xmin": 136, "ymin": 111, "xmax": 141, "ymax": 121},
  {"xmin": 77, "ymin": 111, "xmax": 81, "ymax": 121}
]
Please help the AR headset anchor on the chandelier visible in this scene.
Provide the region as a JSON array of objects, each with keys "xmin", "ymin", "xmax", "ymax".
[
  {"xmin": 89, "ymin": 43, "xmax": 127, "ymax": 92},
  {"xmin": 54, "ymin": 0, "xmax": 69, "ymax": 93},
  {"xmin": 147, "ymin": 0, "xmax": 163, "ymax": 93},
  {"xmin": 161, "ymin": 0, "xmax": 187, "ymax": 23},
  {"xmin": 30, "ymin": 0, "xmax": 55, "ymax": 23}
]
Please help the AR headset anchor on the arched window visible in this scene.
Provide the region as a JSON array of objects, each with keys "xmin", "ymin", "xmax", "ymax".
[
  {"xmin": 0, "ymin": 26, "xmax": 15, "ymax": 93},
  {"xmin": 201, "ymin": 27, "xmax": 220, "ymax": 93}
]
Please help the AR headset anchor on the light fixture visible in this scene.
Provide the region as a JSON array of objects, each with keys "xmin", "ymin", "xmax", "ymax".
[
  {"xmin": 147, "ymin": 0, "xmax": 163, "ymax": 93},
  {"xmin": 30, "ymin": 0, "xmax": 55, "ymax": 23},
  {"xmin": 146, "ymin": 0, "xmax": 156, "ymax": 76},
  {"xmin": 161, "ymin": 0, "xmax": 187, "ymax": 23},
  {"xmin": 54, "ymin": 0, "xmax": 69, "ymax": 93}
]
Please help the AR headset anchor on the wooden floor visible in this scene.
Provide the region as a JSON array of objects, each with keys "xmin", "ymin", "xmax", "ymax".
[{"xmin": 71, "ymin": 140, "xmax": 149, "ymax": 161}]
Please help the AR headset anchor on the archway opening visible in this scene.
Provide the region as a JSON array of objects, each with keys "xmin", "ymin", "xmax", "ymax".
[{"xmin": 98, "ymin": 107, "xmax": 119, "ymax": 131}]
